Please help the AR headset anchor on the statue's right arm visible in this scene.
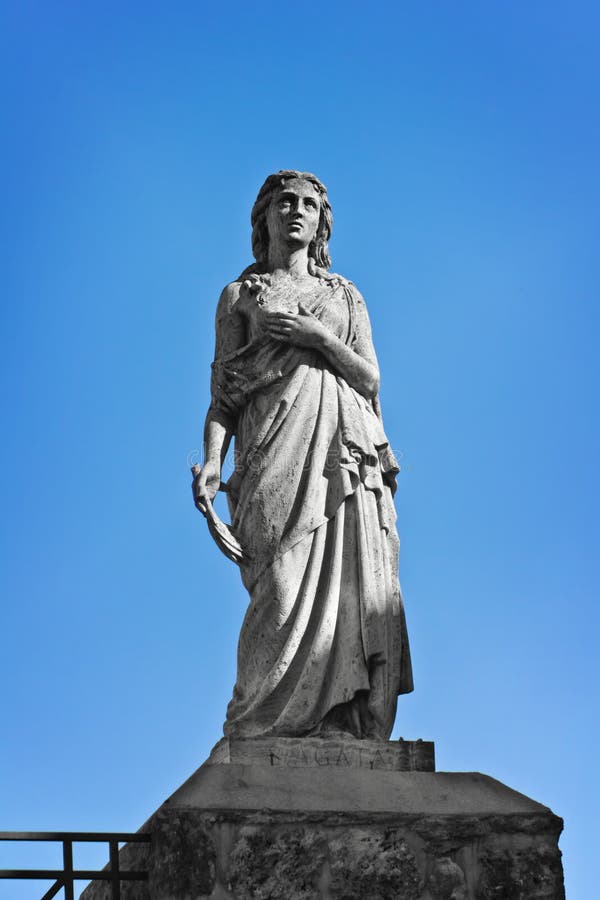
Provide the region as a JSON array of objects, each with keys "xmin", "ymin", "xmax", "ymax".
[{"xmin": 194, "ymin": 283, "xmax": 245, "ymax": 513}]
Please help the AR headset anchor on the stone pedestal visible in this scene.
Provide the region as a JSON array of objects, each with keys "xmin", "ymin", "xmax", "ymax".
[{"xmin": 81, "ymin": 738, "xmax": 564, "ymax": 900}]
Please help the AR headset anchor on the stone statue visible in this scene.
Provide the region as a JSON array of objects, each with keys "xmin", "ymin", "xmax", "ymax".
[
  {"xmin": 81, "ymin": 171, "xmax": 565, "ymax": 900},
  {"xmin": 193, "ymin": 170, "xmax": 413, "ymax": 741}
]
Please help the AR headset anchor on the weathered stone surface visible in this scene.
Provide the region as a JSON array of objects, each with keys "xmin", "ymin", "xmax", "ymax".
[
  {"xmin": 328, "ymin": 828, "xmax": 421, "ymax": 899},
  {"xmin": 229, "ymin": 826, "xmax": 327, "ymax": 899},
  {"xmin": 80, "ymin": 755, "xmax": 564, "ymax": 900},
  {"xmin": 475, "ymin": 838, "xmax": 565, "ymax": 899},
  {"xmin": 209, "ymin": 735, "xmax": 435, "ymax": 772},
  {"xmin": 149, "ymin": 809, "xmax": 216, "ymax": 899},
  {"xmin": 426, "ymin": 856, "xmax": 468, "ymax": 899}
]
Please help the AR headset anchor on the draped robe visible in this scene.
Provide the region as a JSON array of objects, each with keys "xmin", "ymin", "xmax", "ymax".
[{"xmin": 210, "ymin": 272, "xmax": 413, "ymax": 740}]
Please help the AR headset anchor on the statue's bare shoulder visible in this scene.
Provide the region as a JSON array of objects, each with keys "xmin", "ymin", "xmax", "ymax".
[{"xmin": 213, "ymin": 280, "xmax": 247, "ymax": 357}]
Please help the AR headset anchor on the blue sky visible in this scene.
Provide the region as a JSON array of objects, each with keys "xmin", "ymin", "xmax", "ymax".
[{"xmin": 1, "ymin": 1, "xmax": 598, "ymax": 897}]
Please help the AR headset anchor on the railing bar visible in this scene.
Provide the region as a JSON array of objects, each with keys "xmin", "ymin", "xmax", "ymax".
[
  {"xmin": 0, "ymin": 868, "xmax": 148, "ymax": 879},
  {"xmin": 0, "ymin": 870, "xmax": 66, "ymax": 878},
  {"xmin": 0, "ymin": 831, "xmax": 149, "ymax": 842},
  {"xmin": 63, "ymin": 840, "xmax": 74, "ymax": 900},
  {"xmin": 41, "ymin": 880, "xmax": 64, "ymax": 900}
]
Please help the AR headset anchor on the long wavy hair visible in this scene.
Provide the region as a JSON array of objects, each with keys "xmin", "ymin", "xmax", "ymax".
[{"xmin": 250, "ymin": 170, "xmax": 333, "ymax": 271}]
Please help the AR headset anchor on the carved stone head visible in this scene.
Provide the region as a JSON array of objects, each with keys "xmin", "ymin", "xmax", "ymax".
[{"xmin": 250, "ymin": 170, "xmax": 333, "ymax": 271}]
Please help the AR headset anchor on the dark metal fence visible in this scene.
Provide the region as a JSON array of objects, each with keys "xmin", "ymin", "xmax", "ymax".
[{"xmin": 0, "ymin": 832, "xmax": 150, "ymax": 900}]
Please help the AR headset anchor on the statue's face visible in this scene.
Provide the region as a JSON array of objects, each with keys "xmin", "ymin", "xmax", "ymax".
[{"xmin": 266, "ymin": 179, "xmax": 321, "ymax": 253}]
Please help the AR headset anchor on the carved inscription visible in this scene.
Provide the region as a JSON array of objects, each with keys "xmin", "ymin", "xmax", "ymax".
[
  {"xmin": 264, "ymin": 741, "xmax": 431, "ymax": 771},
  {"xmin": 209, "ymin": 736, "xmax": 435, "ymax": 772}
]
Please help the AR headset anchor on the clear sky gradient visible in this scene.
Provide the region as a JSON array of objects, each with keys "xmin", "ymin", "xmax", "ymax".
[{"xmin": 1, "ymin": 2, "xmax": 598, "ymax": 897}]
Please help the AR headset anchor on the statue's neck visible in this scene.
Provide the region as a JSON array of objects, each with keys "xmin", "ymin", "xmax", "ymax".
[{"xmin": 267, "ymin": 245, "xmax": 311, "ymax": 280}]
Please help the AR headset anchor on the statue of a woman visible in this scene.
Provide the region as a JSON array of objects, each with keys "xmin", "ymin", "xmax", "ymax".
[{"xmin": 193, "ymin": 171, "xmax": 413, "ymax": 741}]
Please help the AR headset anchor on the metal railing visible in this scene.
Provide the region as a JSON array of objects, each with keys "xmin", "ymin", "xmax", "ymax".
[{"xmin": 0, "ymin": 831, "xmax": 150, "ymax": 900}]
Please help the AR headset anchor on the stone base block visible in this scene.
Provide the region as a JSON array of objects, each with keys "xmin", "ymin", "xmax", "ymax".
[
  {"xmin": 81, "ymin": 741, "xmax": 564, "ymax": 900},
  {"xmin": 208, "ymin": 735, "xmax": 435, "ymax": 772}
]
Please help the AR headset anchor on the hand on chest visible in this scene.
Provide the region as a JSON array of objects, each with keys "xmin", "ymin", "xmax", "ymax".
[{"xmin": 239, "ymin": 272, "xmax": 348, "ymax": 341}]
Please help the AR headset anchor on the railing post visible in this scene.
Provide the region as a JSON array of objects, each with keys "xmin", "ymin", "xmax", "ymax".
[
  {"xmin": 109, "ymin": 838, "xmax": 121, "ymax": 900},
  {"xmin": 62, "ymin": 839, "xmax": 74, "ymax": 900}
]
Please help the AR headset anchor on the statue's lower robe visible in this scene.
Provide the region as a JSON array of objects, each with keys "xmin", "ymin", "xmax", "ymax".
[{"xmin": 222, "ymin": 353, "xmax": 413, "ymax": 740}]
